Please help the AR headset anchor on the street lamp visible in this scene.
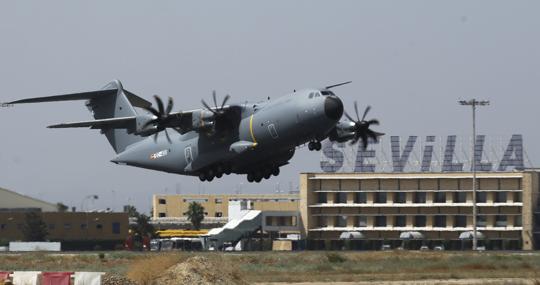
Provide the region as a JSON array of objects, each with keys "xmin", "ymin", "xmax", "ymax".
[
  {"xmin": 80, "ymin": 194, "xmax": 99, "ymax": 212},
  {"xmin": 459, "ymin": 99, "xmax": 489, "ymax": 251}
]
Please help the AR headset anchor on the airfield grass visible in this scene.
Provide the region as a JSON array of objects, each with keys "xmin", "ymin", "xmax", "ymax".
[{"xmin": 1, "ymin": 251, "xmax": 540, "ymax": 283}]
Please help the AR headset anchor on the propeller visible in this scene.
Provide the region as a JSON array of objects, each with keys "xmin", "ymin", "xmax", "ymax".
[
  {"xmin": 201, "ymin": 90, "xmax": 230, "ymax": 117},
  {"xmin": 142, "ymin": 95, "xmax": 182, "ymax": 143},
  {"xmin": 344, "ymin": 102, "xmax": 384, "ymax": 149}
]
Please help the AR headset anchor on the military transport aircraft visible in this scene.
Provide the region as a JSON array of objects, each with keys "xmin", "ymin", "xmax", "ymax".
[{"xmin": 8, "ymin": 80, "xmax": 382, "ymax": 182}]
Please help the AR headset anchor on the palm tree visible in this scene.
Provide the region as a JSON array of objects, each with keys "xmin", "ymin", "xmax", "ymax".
[{"xmin": 187, "ymin": 202, "xmax": 205, "ymax": 230}]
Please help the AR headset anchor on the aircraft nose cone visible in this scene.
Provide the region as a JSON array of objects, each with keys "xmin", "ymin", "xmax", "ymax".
[{"xmin": 324, "ymin": 96, "xmax": 343, "ymax": 120}]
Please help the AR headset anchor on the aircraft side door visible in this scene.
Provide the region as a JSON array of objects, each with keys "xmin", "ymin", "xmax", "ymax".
[
  {"xmin": 268, "ymin": 123, "xmax": 279, "ymax": 139},
  {"xmin": 184, "ymin": 145, "xmax": 193, "ymax": 165}
]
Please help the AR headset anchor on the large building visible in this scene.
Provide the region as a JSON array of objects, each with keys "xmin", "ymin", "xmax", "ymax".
[
  {"xmin": 0, "ymin": 187, "xmax": 59, "ymax": 212},
  {"xmin": 0, "ymin": 212, "xmax": 129, "ymax": 249},
  {"xmin": 300, "ymin": 171, "xmax": 540, "ymax": 250},
  {"xmin": 152, "ymin": 193, "xmax": 298, "ymax": 219}
]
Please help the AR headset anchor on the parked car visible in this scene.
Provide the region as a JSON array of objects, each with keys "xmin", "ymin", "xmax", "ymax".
[
  {"xmin": 434, "ymin": 245, "xmax": 445, "ymax": 251},
  {"xmin": 420, "ymin": 245, "xmax": 429, "ymax": 251},
  {"xmin": 381, "ymin": 244, "xmax": 392, "ymax": 251}
]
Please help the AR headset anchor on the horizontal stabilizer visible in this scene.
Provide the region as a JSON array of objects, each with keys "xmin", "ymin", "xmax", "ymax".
[
  {"xmin": 9, "ymin": 89, "xmax": 117, "ymax": 104},
  {"xmin": 48, "ymin": 116, "xmax": 136, "ymax": 129}
]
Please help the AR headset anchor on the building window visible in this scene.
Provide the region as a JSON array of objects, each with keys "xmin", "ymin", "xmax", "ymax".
[
  {"xmin": 495, "ymin": 215, "xmax": 507, "ymax": 227},
  {"xmin": 453, "ymin": 192, "xmax": 466, "ymax": 203},
  {"xmin": 80, "ymin": 224, "xmax": 87, "ymax": 230},
  {"xmin": 514, "ymin": 192, "xmax": 522, "ymax": 203},
  {"xmin": 454, "ymin": 215, "xmax": 467, "ymax": 227},
  {"xmin": 434, "ymin": 192, "xmax": 446, "ymax": 203},
  {"xmin": 414, "ymin": 192, "xmax": 426, "ymax": 203},
  {"xmin": 394, "ymin": 215, "xmax": 406, "ymax": 227},
  {"xmin": 414, "ymin": 216, "xmax": 426, "ymax": 227},
  {"xmin": 356, "ymin": 216, "xmax": 367, "ymax": 227},
  {"xmin": 0, "ymin": 224, "xmax": 6, "ymax": 230},
  {"xmin": 64, "ymin": 223, "xmax": 72, "ymax": 230},
  {"xmin": 336, "ymin": 216, "xmax": 347, "ymax": 227},
  {"xmin": 158, "ymin": 213, "xmax": 166, "ymax": 218},
  {"xmin": 476, "ymin": 192, "xmax": 487, "ymax": 203},
  {"xmin": 335, "ymin": 192, "xmax": 347, "ymax": 204},
  {"xmin": 215, "ymin": 212, "xmax": 223, "ymax": 217},
  {"xmin": 375, "ymin": 192, "xmax": 387, "ymax": 204},
  {"xmin": 514, "ymin": 216, "xmax": 522, "ymax": 227},
  {"xmin": 477, "ymin": 215, "xmax": 487, "ymax": 227},
  {"xmin": 393, "ymin": 192, "xmax": 406, "ymax": 204},
  {"xmin": 215, "ymin": 198, "xmax": 223, "ymax": 204},
  {"xmin": 318, "ymin": 192, "xmax": 327, "ymax": 203},
  {"xmin": 112, "ymin": 222, "xmax": 120, "ymax": 234},
  {"xmin": 375, "ymin": 216, "xmax": 387, "ymax": 227},
  {"xmin": 354, "ymin": 192, "xmax": 367, "ymax": 203},
  {"xmin": 434, "ymin": 215, "xmax": 446, "ymax": 227},
  {"xmin": 495, "ymin": 192, "xmax": 507, "ymax": 203},
  {"xmin": 96, "ymin": 224, "xmax": 103, "ymax": 230},
  {"xmin": 158, "ymin": 198, "xmax": 166, "ymax": 205},
  {"xmin": 318, "ymin": 216, "xmax": 327, "ymax": 227},
  {"xmin": 204, "ymin": 212, "xmax": 208, "ymax": 216}
]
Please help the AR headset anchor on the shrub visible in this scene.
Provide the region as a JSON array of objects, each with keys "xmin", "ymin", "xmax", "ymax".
[{"xmin": 326, "ymin": 252, "xmax": 346, "ymax": 263}]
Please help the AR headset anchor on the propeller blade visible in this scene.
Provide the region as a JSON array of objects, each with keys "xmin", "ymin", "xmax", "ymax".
[
  {"xmin": 361, "ymin": 134, "xmax": 369, "ymax": 150},
  {"xmin": 354, "ymin": 101, "xmax": 360, "ymax": 122},
  {"xmin": 164, "ymin": 129, "xmax": 171, "ymax": 143},
  {"xmin": 344, "ymin": 110, "xmax": 355, "ymax": 122},
  {"xmin": 221, "ymin": 94, "xmax": 230, "ymax": 110},
  {"xmin": 367, "ymin": 119, "xmax": 379, "ymax": 126},
  {"xmin": 201, "ymin": 99, "xmax": 217, "ymax": 115},
  {"xmin": 165, "ymin": 97, "xmax": 174, "ymax": 114},
  {"xmin": 361, "ymin": 105, "xmax": 371, "ymax": 121},
  {"xmin": 212, "ymin": 90, "xmax": 218, "ymax": 109},
  {"xmin": 154, "ymin": 95, "xmax": 165, "ymax": 115},
  {"xmin": 143, "ymin": 106, "xmax": 160, "ymax": 117}
]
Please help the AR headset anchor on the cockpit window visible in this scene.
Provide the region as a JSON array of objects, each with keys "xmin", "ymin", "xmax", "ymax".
[
  {"xmin": 308, "ymin": 92, "xmax": 314, "ymax": 99},
  {"xmin": 321, "ymin": 90, "xmax": 335, "ymax": 96}
]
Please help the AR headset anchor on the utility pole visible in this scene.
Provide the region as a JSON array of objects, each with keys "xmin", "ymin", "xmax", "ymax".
[{"xmin": 459, "ymin": 99, "xmax": 489, "ymax": 250}]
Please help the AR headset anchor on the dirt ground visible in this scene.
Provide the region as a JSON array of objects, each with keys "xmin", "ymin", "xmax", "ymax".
[{"xmin": 2, "ymin": 251, "xmax": 540, "ymax": 284}]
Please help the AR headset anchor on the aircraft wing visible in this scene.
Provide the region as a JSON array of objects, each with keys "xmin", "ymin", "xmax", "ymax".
[{"xmin": 47, "ymin": 116, "xmax": 136, "ymax": 129}]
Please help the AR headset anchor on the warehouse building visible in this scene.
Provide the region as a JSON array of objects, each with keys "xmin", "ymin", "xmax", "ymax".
[
  {"xmin": 300, "ymin": 171, "xmax": 539, "ymax": 250},
  {"xmin": 0, "ymin": 187, "xmax": 59, "ymax": 212}
]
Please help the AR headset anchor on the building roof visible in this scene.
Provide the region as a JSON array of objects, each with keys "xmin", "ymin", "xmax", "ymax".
[
  {"xmin": 0, "ymin": 187, "xmax": 58, "ymax": 212},
  {"xmin": 303, "ymin": 171, "xmax": 534, "ymax": 180}
]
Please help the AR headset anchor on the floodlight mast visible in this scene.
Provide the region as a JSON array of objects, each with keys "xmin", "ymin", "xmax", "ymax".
[{"xmin": 459, "ymin": 99, "xmax": 490, "ymax": 251}]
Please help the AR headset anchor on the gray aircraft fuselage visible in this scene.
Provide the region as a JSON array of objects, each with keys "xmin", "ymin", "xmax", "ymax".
[{"xmin": 113, "ymin": 89, "xmax": 342, "ymax": 177}]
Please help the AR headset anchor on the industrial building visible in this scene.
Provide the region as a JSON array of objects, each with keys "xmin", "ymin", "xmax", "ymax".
[
  {"xmin": 300, "ymin": 170, "xmax": 539, "ymax": 250},
  {"xmin": 0, "ymin": 187, "xmax": 59, "ymax": 212},
  {"xmin": 0, "ymin": 186, "xmax": 129, "ymax": 250}
]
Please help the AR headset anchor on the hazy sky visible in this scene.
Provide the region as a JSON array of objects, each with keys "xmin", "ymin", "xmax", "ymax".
[{"xmin": 0, "ymin": 1, "xmax": 538, "ymax": 213}]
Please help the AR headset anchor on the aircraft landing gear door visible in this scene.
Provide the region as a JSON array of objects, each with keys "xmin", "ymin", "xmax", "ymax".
[
  {"xmin": 268, "ymin": 123, "xmax": 279, "ymax": 139},
  {"xmin": 184, "ymin": 146, "xmax": 193, "ymax": 165}
]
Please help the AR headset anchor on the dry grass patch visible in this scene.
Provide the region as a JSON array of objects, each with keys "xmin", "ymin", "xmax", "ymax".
[{"xmin": 126, "ymin": 254, "xmax": 183, "ymax": 285}]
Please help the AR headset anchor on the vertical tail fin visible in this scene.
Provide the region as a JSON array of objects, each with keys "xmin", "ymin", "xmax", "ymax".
[
  {"xmin": 87, "ymin": 80, "xmax": 150, "ymax": 153},
  {"xmin": 9, "ymin": 80, "xmax": 152, "ymax": 154}
]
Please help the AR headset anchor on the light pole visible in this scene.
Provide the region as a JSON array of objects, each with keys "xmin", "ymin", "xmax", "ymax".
[{"xmin": 459, "ymin": 99, "xmax": 489, "ymax": 250}]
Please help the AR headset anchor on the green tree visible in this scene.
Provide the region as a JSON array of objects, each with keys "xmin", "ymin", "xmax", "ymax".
[
  {"xmin": 56, "ymin": 202, "xmax": 69, "ymax": 212},
  {"xmin": 21, "ymin": 212, "xmax": 48, "ymax": 241},
  {"xmin": 125, "ymin": 205, "xmax": 139, "ymax": 218},
  {"xmin": 130, "ymin": 213, "xmax": 156, "ymax": 238},
  {"xmin": 187, "ymin": 202, "xmax": 205, "ymax": 230}
]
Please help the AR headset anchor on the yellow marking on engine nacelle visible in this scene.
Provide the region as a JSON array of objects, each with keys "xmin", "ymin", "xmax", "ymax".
[{"xmin": 249, "ymin": 114, "xmax": 257, "ymax": 146}]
